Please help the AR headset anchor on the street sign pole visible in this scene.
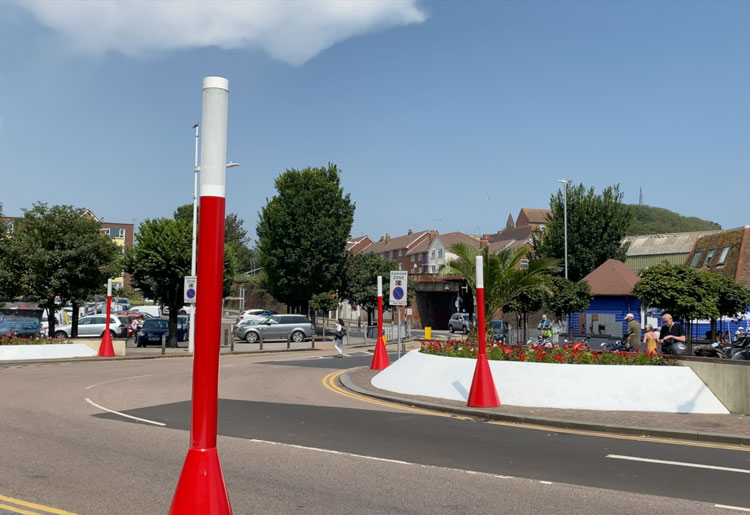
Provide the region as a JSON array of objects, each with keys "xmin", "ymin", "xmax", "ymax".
[
  {"xmin": 370, "ymin": 276, "xmax": 390, "ymax": 370},
  {"xmin": 170, "ymin": 77, "xmax": 232, "ymax": 515}
]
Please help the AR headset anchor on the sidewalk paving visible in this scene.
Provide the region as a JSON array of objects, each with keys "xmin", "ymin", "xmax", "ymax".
[{"xmin": 341, "ymin": 363, "xmax": 750, "ymax": 447}]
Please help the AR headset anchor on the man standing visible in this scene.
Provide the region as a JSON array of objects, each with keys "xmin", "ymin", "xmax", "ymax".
[
  {"xmin": 538, "ymin": 314, "xmax": 552, "ymax": 339},
  {"xmin": 659, "ymin": 313, "xmax": 686, "ymax": 354},
  {"xmin": 624, "ymin": 313, "xmax": 641, "ymax": 352}
]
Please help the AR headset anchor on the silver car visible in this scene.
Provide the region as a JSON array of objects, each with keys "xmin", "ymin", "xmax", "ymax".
[
  {"xmin": 54, "ymin": 315, "xmax": 127, "ymax": 339},
  {"xmin": 237, "ymin": 314, "xmax": 314, "ymax": 343}
]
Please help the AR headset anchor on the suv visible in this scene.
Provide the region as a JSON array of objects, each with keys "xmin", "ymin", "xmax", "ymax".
[
  {"xmin": 54, "ymin": 315, "xmax": 127, "ymax": 339},
  {"xmin": 448, "ymin": 313, "xmax": 472, "ymax": 334},
  {"xmin": 238, "ymin": 314, "xmax": 314, "ymax": 343}
]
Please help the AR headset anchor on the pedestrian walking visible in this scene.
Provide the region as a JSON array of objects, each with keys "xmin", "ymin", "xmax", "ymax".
[
  {"xmin": 624, "ymin": 313, "xmax": 642, "ymax": 352},
  {"xmin": 643, "ymin": 324, "xmax": 659, "ymax": 356},
  {"xmin": 334, "ymin": 318, "xmax": 345, "ymax": 358}
]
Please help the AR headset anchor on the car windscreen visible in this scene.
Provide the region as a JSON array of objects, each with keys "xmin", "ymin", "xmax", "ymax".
[
  {"xmin": 143, "ymin": 319, "xmax": 168, "ymax": 330},
  {"xmin": 491, "ymin": 321, "xmax": 504, "ymax": 330}
]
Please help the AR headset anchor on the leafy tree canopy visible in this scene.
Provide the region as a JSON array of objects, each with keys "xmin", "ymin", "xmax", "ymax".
[
  {"xmin": 626, "ymin": 205, "xmax": 721, "ymax": 236},
  {"xmin": 712, "ymin": 274, "xmax": 750, "ymax": 319},
  {"xmin": 0, "ymin": 203, "xmax": 121, "ymax": 336},
  {"xmin": 340, "ymin": 253, "xmax": 396, "ymax": 321},
  {"xmin": 534, "ymin": 183, "xmax": 633, "ymax": 281},
  {"xmin": 633, "ymin": 263, "xmax": 719, "ymax": 322},
  {"xmin": 125, "ymin": 216, "xmax": 192, "ymax": 347},
  {"xmin": 310, "ymin": 291, "xmax": 339, "ymax": 315},
  {"xmin": 543, "ymin": 276, "xmax": 592, "ymax": 320},
  {"xmin": 257, "ymin": 163, "xmax": 355, "ymax": 313}
]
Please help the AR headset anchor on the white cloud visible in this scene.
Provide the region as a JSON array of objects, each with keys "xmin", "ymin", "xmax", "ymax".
[{"xmin": 16, "ymin": 0, "xmax": 427, "ymax": 66}]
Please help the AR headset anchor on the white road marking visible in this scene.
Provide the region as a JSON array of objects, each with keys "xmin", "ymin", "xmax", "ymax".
[
  {"xmin": 243, "ymin": 437, "xmax": 519, "ymax": 482},
  {"xmin": 715, "ymin": 504, "xmax": 750, "ymax": 512},
  {"xmin": 84, "ymin": 398, "xmax": 166, "ymax": 426},
  {"xmin": 539, "ymin": 481, "xmax": 553, "ymax": 485},
  {"xmin": 85, "ymin": 374, "xmax": 153, "ymax": 390},
  {"xmin": 606, "ymin": 455, "xmax": 750, "ymax": 475}
]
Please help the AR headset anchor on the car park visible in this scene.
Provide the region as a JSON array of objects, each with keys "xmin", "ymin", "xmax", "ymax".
[
  {"xmin": 448, "ymin": 313, "xmax": 472, "ymax": 334},
  {"xmin": 54, "ymin": 315, "xmax": 127, "ymax": 339},
  {"xmin": 490, "ymin": 320, "xmax": 511, "ymax": 343},
  {"xmin": 237, "ymin": 314, "xmax": 314, "ymax": 343}
]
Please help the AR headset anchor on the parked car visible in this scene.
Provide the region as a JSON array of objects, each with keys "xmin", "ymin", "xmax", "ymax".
[
  {"xmin": 448, "ymin": 313, "xmax": 472, "ymax": 334},
  {"xmin": 136, "ymin": 318, "xmax": 170, "ymax": 347},
  {"xmin": 54, "ymin": 315, "xmax": 127, "ymax": 339},
  {"xmin": 177, "ymin": 315, "xmax": 189, "ymax": 342},
  {"xmin": 232, "ymin": 316, "xmax": 270, "ymax": 340},
  {"xmin": 490, "ymin": 320, "xmax": 511, "ymax": 343},
  {"xmin": 129, "ymin": 305, "xmax": 162, "ymax": 318},
  {"xmin": 237, "ymin": 314, "xmax": 314, "ymax": 343},
  {"xmin": 238, "ymin": 309, "xmax": 276, "ymax": 322},
  {"xmin": 113, "ymin": 298, "xmax": 131, "ymax": 311},
  {"xmin": 0, "ymin": 315, "xmax": 41, "ymax": 338}
]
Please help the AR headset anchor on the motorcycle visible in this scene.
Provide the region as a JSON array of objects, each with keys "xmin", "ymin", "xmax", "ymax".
[
  {"xmin": 661, "ymin": 338, "xmax": 688, "ymax": 356},
  {"xmin": 600, "ymin": 340, "xmax": 633, "ymax": 352},
  {"xmin": 730, "ymin": 336, "xmax": 750, "ymax": 360},
  {"xmin": 693, "ymin": 341, "xmax": 730, "ymax": 359}
]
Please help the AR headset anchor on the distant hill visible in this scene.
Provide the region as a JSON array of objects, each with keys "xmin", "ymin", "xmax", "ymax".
[{"xmin": 626, "ymin": 205, "xmax": 721, "ymax": 236}]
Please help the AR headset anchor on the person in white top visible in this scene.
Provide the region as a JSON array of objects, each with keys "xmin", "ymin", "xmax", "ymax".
[{"xmin": 334, "ymin": 318, "xmax": 345, "ymax": 358}]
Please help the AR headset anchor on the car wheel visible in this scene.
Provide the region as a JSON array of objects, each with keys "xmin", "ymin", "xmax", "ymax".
[
  {"xmin": 448, "ymin": 325, "xmax": 454, "ymax": 334},
  {"xmin": 101, "ymin": 330, "xmax": 116, "ymax": 339},
  {"xmin": 54, "ymin": 331, "xmax": 68, "ymax": 339},
  {"xmin": 291, "ymin": 331, "xmax": 305, "ymax": 343},
  {"xmin": 245, "ymin": 331, "xmax": 259, "ymax": 343},
  {"xmin": 463, "ymin": 325, "xmax": 469, "ymax": 335}
]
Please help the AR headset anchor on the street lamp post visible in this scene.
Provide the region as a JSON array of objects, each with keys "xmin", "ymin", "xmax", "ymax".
[
  {"xmin": 189, "ymin": 123, "xmax": 238, "ymax": 353},
  {"xmin": 556, "ymin": 179, "xmax": 569, "ymax": 280}
]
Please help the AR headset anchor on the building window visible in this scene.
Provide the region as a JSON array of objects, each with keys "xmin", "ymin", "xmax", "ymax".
[
  {"xmin": 398, "ymin": 262, "xmax": 402, "ymax": 271},
  {"xmin": 398, "ymin": 249, "xmax": 403, "ymax": 257},
  {"xmin": 100, "ymin": 228, "xmax": 111, "ymax": 236},
  {"xmin": 430, "ymin": 265, "xmax": 435, "ymax": 273},
  {"xmin": 410, "ymin": 255, "xmax": 415, "ymax": 263},
  {"xmin": 389, "ymin": 250, "xmax": 393, "ymax": 259},
  {"xmin": 689, "ymin": 250, "xmax": 703, "ymax": 268},
  {"xmin": 716, "ymin": 246, "xmax": 731, "ymax": 267},
  {"xmin": 422, "ymin": 253, "xmax": 428, "ymax": 263},
  {"xmin": 437, "ymin": 249, "xmax": 443, "ymax": 258},
  {"xmin": 430, "ymin": 250, "xmax": 435, "ymax": 259},
  {"xmin": 117, "ymin": 228, "xmax": 125, "ymax": 238},
  {"xmin": 520, "ymin": 258, "xmax": 529, "ymax": 270},
  {"xmin": 704, "ymin": 248, "xmax": 716, "ymax": 267}
]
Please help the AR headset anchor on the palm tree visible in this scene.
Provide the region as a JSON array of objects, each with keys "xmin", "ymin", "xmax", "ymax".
[{"xmin": 442, "ymin": 242, "xmax": 560, "ymax": 323}]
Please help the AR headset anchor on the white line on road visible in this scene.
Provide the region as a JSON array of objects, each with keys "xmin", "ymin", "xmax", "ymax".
[
  {"xmin": 715, "ymin": 504, "xmax": 750, "ymax": 512},
  {"xmin": 85, "ymin": 374, "xmax": 153, "ymax": 390},
  {"xmin": 606, "ymin": 455, "xmax": 750, "ymax": 475},
  {"xmin": 84, "ymin": 398, "xmax": 166, "ymax": 427}
]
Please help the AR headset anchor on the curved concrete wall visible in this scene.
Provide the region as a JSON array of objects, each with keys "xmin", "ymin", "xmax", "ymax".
[
  {"xmin": 372, "ymin": 350, "xmax": 728, "ymax": 414},
  {"xmin": 0, "ymin": 344, "xmax": 97, "ymax": 360}
]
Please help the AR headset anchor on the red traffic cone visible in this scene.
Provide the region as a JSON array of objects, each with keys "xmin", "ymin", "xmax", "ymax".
[
  {"xmin": 98, "ymin": 330, "xmax": 115, "ymax": 357},
  {"xmin": 467, "ymin": 353, "xmax": 501, "ymax": 407},
  {"xmin": 170, "ymin": 447, "xmax": 232, "ymax": 515},
  {"xmin": 370, "ymin": 334, "xmax": 391, "ymax": 370}
]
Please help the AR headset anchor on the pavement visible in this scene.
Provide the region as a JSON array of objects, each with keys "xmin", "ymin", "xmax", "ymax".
[{"xmin": 340, "ymin": 347, "xmax": 750, "ymax": 448}]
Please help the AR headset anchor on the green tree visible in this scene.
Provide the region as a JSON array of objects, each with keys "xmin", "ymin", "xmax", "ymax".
[
  {"xmin": 443, "ymin": 243, "xmax": 559, "ymax": 323},
  {"xmin": 1, "ymin": 204, "xmax": 121, "ymax": 337},
  {"xmin": 627, "ymin": 205, "xmax": 721, "ymax": 236},
  {"xmin": 710, "ymin": 274, "xmax": 750, "ymax": 341},
  {"xmin": 633, "ymin": 263, "xmax": 719, "ymax": 343},
  {"xmin": 502, "ymin": 288, "xmax": 546, "ymax": 343},
  {"xmin": 544, "ymin": 276, "xmax": 591, "ymax": 322},
  {"xmin": 257, "ymin": 164, "xmax": 355, "ymax": 314},
  {"xmin": 534, "ymin": 183, "xmax": 633, "ymax": 281},
  {"xmin": 125, "ymin": 217, "xmax": 192, "ymax": 347},
  {"xmin": 0, "ymin": 203, "xmax": 11, "ymax": 298},
  {"xmin": 340, "ymin": 253, "xmax": 396, "ymax": 325}
]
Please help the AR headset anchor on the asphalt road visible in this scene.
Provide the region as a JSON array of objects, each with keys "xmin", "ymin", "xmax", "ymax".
[{"xmin": 0, "ymin": 350, "xmax": 748, "ymax": 514}]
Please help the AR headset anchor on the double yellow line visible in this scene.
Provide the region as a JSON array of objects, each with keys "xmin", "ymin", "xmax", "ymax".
[
  {"xmin": 322, "ymin": 370, "xmax": 470, "ymax": 420},
  {"xmin": 0, "ymin": 494, "xmax": 80, "ymax": 515}
]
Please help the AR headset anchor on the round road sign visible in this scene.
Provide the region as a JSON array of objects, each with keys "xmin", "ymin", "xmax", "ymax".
[
  {"xmin": 186, "ymin": 288, "xmax": 196, "ymax": 299},
  {"xmin": 392, "ymin": 286, "xmax": 404, "ymax": 300}
]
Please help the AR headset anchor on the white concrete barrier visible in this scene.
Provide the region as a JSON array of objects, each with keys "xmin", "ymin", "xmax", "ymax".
[
  {"xmin": 0, "ymin": 344, "xmax": 97, "ymax": 361},
  {"xmin": 371, "ymin": 350, "xmax": 729, "ymax": 414}
]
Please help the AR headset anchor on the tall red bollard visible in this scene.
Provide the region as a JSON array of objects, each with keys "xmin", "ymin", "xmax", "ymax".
[
  {"xmin": 170, "ymin": 77, "xmax": 232, "ymax": 515},
  {"xmin": 98, "ymin": 279, "xmax": 115, "ymax": 357},
  {"xmin": 467, "ymin": 255, "xmax": 500, "ymax": 408},
  {"xmin": 370, "ymin": 276, "xmax": 390, "ymax": 370}
]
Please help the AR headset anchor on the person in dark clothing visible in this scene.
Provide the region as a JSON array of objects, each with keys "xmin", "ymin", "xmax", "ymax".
[{"xmin": 659, "ymin": 313, "xmax": 685, "ymax": 354}]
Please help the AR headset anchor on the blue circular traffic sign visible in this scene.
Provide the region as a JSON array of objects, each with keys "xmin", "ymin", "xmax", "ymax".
[
  {"xmin": 392, "ymin": 286, "xmax": 404, "ymax": 300},
  {"xmin": 186, "ymin": 288, "xmax": 196, "ymax": 299}
]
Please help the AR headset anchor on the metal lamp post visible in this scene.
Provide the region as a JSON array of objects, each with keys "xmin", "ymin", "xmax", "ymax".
[
  {"xmin": 556, "ymin": 179, "xmax": 569, "ymax": 280},
  {"xmin": 188, "ymin": 123, "xmax": 238, "ymax": 354}
]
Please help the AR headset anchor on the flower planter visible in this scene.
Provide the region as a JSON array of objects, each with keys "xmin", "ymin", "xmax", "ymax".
[
  {"xmin": 0, "ymin": 343, "xmax": 97, "ymax": 361},
  {"xmin": 371, "ymin": 350, "xmax": 728, "ymax": 414}
]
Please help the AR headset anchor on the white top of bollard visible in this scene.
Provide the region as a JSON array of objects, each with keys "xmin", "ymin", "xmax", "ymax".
[
  {"xmin": 203, "ymin": 76, "xmax": 229, "ymax": 91},
  {"xmin": 475, "ymin": 255, "xmax": 484, "ymax": 288}
]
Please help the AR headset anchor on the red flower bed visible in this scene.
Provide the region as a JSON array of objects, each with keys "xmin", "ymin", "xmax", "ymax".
[{"xmin": 419, "ymin": 339, "xmax": 675, "ymax": 366}]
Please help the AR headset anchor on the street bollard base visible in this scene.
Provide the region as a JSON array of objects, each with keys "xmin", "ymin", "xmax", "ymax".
[{"xmin": 169, "ymin": 447, "xmax": 232, "ymax": 515}]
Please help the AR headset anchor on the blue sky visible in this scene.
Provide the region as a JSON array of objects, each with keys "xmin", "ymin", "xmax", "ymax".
[{"xmin": 1, "ymin": 0, "xmax": 748, "ymax": 243}]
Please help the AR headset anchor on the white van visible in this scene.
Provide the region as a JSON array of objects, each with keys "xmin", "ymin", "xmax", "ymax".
[{"xmin": 129, "ymin": 305, "xmax": 162, "ymax": 318}]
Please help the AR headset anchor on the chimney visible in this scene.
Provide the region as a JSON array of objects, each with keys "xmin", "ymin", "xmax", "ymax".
[
  {"xmin": 385, "ymin": 233, "xmax": 391, "ymax": 243},
  {"xmin": 480, "ymin": 236, "xmax": 489, "ymax": 249},
  {"xmin": 429, "ymin": 230, "xmax": 438, "ymax": 242},
  {"xmin": 506, "ymin": 214, "xmax": 515, "ymax": 230},
  {"xmin": 379, "ymin": 235, "xmax": 384, "ymax": 242},
  {"xmin": 407, "ymin": 228, "xmax": 413, "ymax": 235}
]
